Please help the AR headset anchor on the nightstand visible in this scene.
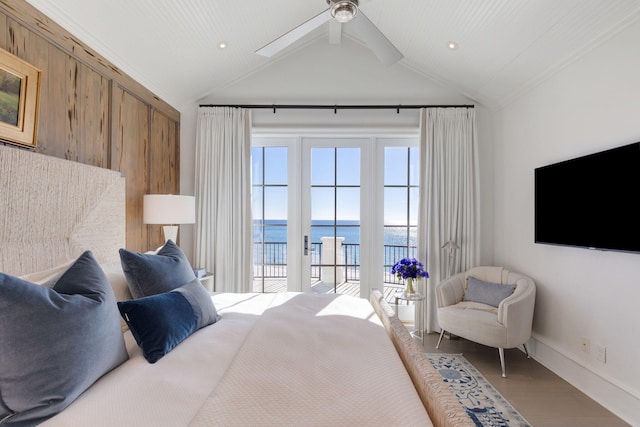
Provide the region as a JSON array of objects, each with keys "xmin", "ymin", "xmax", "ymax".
[{"xmin": 198, "ymin": 274, "xmax": 214, "ymax": 292}]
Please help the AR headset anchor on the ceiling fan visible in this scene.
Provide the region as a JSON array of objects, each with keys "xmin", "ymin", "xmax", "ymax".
[{"xmin": 255, "ymin": 0, "xmax": 403, "ymax": 65}]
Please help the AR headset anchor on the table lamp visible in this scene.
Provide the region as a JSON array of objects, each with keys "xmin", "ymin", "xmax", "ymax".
[{"xmin": 143, "ymin": 194, "xmax": 196, "ymax": 243}]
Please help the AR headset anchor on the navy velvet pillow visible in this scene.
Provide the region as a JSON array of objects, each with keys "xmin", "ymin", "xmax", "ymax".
[
  {"xmin": 117, "ymin": 279, "xmax": 220, "ymax": 363},
  {"xmin": 119, "ymin": 240, "xmax": 196, "ymax": 299},
  {"xmin": 0, "ymin": 251, "xmax": 128, "ymax": 427},
  {"xmin": 463, "ymin": 276, "xmax": 516, "ymax": 308}
]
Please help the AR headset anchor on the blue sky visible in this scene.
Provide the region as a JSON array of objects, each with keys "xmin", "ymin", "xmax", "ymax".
[{"xmin": 252, "ymin": 146, "xmax": 418, "ymax": 224}]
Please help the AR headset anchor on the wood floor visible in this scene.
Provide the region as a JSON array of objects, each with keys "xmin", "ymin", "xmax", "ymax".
[{"xmin": 421, "ymin": 333, "xmax": 630, "ymax": 427}]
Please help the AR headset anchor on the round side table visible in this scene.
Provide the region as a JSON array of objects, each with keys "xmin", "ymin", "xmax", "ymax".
[{"xmin": 394, "ymin": 291, "xmax": 425, "ymax": 345}]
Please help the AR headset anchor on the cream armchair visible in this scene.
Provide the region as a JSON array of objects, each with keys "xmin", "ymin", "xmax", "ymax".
[{"xmin": 435, "ymin": 266, "xmax": 536, "ymax": 377}]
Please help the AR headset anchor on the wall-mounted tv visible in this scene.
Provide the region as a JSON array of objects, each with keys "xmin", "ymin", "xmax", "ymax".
[{"xmin": 534, "ymin": 141, "xmax": 640, "ymax": 253}]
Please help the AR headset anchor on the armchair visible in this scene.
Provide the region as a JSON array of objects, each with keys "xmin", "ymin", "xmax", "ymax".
[{"xmin": 435, "ymin": 266, "xmax": 536, "ymax": 377}]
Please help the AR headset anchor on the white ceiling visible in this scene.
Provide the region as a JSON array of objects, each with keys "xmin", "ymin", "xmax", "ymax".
[{"xmin": 25, "ymin": 0, "xmax": 640, "ymax": 110}]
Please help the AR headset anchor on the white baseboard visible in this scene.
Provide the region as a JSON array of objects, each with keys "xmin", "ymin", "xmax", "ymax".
[{"xmin": 529, "ymin": 333, "xmax": 639, "ymax": 426}]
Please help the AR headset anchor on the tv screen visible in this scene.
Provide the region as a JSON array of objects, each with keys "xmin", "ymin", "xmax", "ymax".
[{"xmin": 534, "ymin": 141, "xmax": 640, "ymax": 253}]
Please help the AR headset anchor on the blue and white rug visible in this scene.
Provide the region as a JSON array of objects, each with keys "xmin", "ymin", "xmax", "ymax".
[{"xmin": 426, "ymin": 353, "xmax": 531, "ymax": 427}]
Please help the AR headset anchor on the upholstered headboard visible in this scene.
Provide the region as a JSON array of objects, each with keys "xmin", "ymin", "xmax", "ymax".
[{"xmin": 0, "ymin": 145, "xmax": 125, "ymax": 277}]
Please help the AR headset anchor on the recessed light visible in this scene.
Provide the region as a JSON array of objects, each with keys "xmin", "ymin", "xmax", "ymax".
[
  {"xmin": 218, "ymin": 41, "xmax": 228, "ymax": 49},
  {"xmin": 447, "ymin": 41, "xmax": 458, "ymax": 50}
]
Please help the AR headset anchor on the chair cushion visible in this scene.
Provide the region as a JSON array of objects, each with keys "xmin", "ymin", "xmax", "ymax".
[
  {"xmin": 438, "ymin": 303, "xmax": 507, "ymax": 348},
  {"xmin": 119, "ymin": 240, "xmax": 196, "ymax": 298},
  {"xmin": 0, "ymin": 251, "xmax": 128, "ymax": 426},
  {"xmin": 463, "ymin": 276, "xmax": 515, "ymax": 307}
]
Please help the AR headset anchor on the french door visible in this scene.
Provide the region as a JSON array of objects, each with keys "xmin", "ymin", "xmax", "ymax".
[
  {"xmin": 300, "ymin": 138, "xmax": 371, "ymax": 297},
  {"xmin": 252, "ymin": 134, "xmax": 418, "ymax": 299}
]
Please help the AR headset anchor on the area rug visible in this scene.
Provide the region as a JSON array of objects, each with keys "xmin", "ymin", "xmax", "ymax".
[{"xmin": 426, "ymin": 353, "xmax": 531, "ymax": 427}]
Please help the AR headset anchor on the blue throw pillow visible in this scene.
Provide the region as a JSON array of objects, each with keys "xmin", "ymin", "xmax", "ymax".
[
  {"xmin": 119, "ymin": 240, "xmax": 196, "ymax": 298},
  {"xmin": 0, "ymin": 251, "xmax": 128, "ymax": 427},
  {"xmin": 463, "ymin": 276, "xmax": 516, "ymax": 308},
  {"xmin": 117, "ymin": 279, "xmax": 220, "ymax": 363}
]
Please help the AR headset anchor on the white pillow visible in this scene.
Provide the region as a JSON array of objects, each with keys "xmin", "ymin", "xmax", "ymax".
[
  {"xmin": 100, "ymin": 261, "xmax": 133, "ymax": 332},
  {"xmin": 19, "ymin": 260, "xmax": 75, "ymax": 287},
  {"xmin": 100, "ymin": 261, "xmax": 133, "ymax": 302}
]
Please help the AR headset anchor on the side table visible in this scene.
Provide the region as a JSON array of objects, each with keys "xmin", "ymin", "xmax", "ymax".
[
  {"xmin": 198, "ymin": 274, "xmax": 214, "ymax": 292},
  {"xmin": 394, "ymin": 291, "xmax": 425, "ymax": 345}
]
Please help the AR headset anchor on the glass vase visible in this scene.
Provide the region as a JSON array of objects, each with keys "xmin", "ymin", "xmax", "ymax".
[{"xmin": 404, "ymin": 277, "xmax": 415, "ymax": 295}]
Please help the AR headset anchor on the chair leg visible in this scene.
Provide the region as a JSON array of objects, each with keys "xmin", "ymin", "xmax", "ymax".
[
  {"xmin": 436, "ymin": 329, "xmax": 446, "ymax": 349},
  {"xmin": 499, "ymin": 348, "xmax": 506, "ymax": 378},
  {"xmin": 523, "ymin": 343, "xmax": 530, "ymax": 358}
]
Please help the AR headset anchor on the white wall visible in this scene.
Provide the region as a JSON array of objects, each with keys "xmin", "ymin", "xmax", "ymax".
[{"xmin": 492, "ymin": 20, "xmax": 640, "ymax": 425}]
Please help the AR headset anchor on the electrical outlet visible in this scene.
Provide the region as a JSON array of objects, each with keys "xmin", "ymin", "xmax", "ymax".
[
  {"xmin": 595, "ymin": 344, "xmax": 607, "ymax": 363},
  {"xmin": 581, "ymin": 337, "xmax": 591, "ymax": 354}
]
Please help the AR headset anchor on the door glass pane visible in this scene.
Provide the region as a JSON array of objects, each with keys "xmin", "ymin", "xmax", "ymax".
[
  {"xmin": 337, "ymin": 148, "xmax": 360, "ymax": 186},
  {"xmin": 264, "ymin": 187, "xmax": 287, "ymax": 221},
  {"xmin": 251, "ymin": 147, "xmax": 263, "ymax": 185},
  {"xmin": 310, "ymin": 147, "xmax": 361, "ymax": 297},
  {"xmin": 252, "ymin": 146, "xmax": 288, "ymax": 293},
  {"xmin": 310, "ymin": 187, "xmax": 335, "ymax": 219},
  {"xmin": 252, "ymin": 187, "xmax": 263, "ymax": 220},
  {"xmin": 311, "ymin": 147, "xmax": 335, "ymax": 186},
  {"xmin": 384, "ymin": 187, "xmax": 407, "ymax": 224},
  {"xmin": 409, "ymin": 147, "xmax": 420, "ymax": 186},
  {"xmin": 265, "ymin": 147, "xmax": 287, "ymax": 185},
  {"xmin": 336, "ymin": 187, "xmax": 359, "ymax": 220},
  {"xmin": 384, "ymin": 147, "xmax": 408, "ymax": 185},
  {"xmin": 409, "ymin": 187, "xmax": 419, "ymax": 226},
  {"xmin": 383, "ymin": 146, "xmax": 419, "ymax": 297}
]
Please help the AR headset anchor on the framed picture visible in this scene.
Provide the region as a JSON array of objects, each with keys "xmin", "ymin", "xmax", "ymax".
[{"xmin": 0, "ymin": 49, "xmax": 40, "ymax": 148}]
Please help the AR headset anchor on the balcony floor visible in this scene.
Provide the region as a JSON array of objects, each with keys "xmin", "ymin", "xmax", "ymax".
[{"xmin": 252, "ymin": 278, "xmax": 406, "ymax": 304}]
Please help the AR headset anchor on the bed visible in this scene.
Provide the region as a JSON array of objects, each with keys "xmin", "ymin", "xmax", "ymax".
[{"xmin": 0, "ymin": 146, "xmax": 472, "ymax": 427}]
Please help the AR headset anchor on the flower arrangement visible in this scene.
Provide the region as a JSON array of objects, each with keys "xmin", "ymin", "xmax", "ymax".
[{"xmin": 391, "ymin": 257, "xmax": 429, "ymax": 295}]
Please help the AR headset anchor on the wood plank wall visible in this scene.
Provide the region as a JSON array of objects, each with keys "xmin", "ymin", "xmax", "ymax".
[{"xmin": 0, "ymin": 0, "xmax": 179, "ymax": 252}]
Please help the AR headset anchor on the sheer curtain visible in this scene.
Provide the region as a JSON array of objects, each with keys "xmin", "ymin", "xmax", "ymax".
[
  {"xmin": 417, "ymin": 107, "xmax": 480, "ymax": 332},
  {"xmin": 194, "ymin": 107, "xmax": 253, "ymax": 293}
]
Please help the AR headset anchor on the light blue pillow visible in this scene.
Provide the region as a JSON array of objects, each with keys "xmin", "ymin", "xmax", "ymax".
[
  {"xmin": 117, "ymin": 279, "xmax": 220, "ymax": 363},
  {"xmin": 463, "ymin": 276, "xmax": 516, "ymax": 308},
  {"xmin": 119, "ymin": 240, "xmax": 196, "ymax": 299},
  {"xmin": 0, "ymin": 251, "xmax": 128, "ymax": 427}
]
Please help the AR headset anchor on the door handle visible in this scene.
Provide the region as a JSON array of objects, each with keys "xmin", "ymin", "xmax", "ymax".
[{"xmin": 304, "ymin": 235, "xmax": 308, "ymax": 256}]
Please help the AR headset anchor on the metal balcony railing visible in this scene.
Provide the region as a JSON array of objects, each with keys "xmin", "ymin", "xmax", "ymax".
[{"xmin": 253, "ymin": 241, "xmax": 417, "ymax": 284}]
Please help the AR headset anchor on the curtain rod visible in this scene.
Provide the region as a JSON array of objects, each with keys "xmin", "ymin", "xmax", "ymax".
[{"xmin": 198, "ymin": 104, "xmax": 474, "ymax": 114}]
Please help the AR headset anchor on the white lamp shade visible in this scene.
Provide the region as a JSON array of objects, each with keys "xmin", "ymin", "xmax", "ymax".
[{"xmin": 143, "ymin": 194, "xmax": 196, "ymax": 225}]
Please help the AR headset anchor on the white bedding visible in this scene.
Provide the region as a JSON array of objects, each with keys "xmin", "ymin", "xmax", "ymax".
[
  {"xmin": 42, "ymin": 293, "xmax": 276, "ymax": 426},
  {"xmin": 190, "ymin": 292, "xmax": 431, "ymax": 426},
  {"xmin": 42, "ymin": 292, "xmax": 431, "ymax": 427}
]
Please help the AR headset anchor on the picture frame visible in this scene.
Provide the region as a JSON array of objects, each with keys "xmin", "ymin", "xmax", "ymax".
[{"xmin": 0, "ymin": 48, "xmax": 40, "ymax": 148}]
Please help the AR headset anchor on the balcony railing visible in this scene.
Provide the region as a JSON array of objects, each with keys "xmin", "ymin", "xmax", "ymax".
[{"xmin": 253, "ymin": 241, "xmax": 417, "ymax": 285}]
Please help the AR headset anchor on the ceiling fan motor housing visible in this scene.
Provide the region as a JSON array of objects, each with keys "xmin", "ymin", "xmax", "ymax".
[{"xmin": 328, "ymin": 0, "xmax": 359, "ymax": 23}]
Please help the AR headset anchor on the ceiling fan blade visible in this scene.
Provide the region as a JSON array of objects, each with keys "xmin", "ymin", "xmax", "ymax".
[
  {"xmin": 349, "ymin": 11, "xmax": 403, "ymax": 65},
  {"xmin": 255, "ymin": 8, "xmax": 332, "ymax": 57},
  {"xmin": 328, "ymin": 20, "xmax": 343, "ymax": 45}
]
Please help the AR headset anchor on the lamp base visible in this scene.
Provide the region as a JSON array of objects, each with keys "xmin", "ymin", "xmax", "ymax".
[{"xmin": 162, "ymin": 225, "xmax": 179, "ymax": 243}]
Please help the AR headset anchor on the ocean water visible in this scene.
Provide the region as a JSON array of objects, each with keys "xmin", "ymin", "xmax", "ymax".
[{"xmin": 253, "ymin": 220, "xmax": 416, "ymax": 265}]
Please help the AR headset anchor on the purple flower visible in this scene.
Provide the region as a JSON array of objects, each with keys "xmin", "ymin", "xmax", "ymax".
[{"xmin": 391, "ymin": 257, "xmax": 429, "ymax": 280}]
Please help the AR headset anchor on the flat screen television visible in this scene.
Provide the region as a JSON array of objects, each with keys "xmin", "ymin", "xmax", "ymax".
[{"xmin": 534, "ymin": 141, "xmax": 640, "ymax": 253}]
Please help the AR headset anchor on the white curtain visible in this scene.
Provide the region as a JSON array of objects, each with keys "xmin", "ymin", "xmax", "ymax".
[
  {"xmin": 194, "ymin": 107, "xmax": 253, "ymax": 293},
  {"xmin": 417, "ymin": 107, "xmax": 480, "ymax": 333}
]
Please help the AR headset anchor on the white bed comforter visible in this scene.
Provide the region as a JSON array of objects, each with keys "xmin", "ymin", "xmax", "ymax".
[{"xmin": 42, "ymin": 292, "xmax": 431, "ymax": 427}]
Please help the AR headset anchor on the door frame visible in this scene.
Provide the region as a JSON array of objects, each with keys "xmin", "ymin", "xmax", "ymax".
[{"xmin": 252, "ymin": 130, "xmax": 419, "ymax": 297}]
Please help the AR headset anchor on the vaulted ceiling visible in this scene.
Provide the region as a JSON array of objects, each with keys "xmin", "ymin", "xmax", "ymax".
[{"xmin": 25, "ymin": 0, "xmax": 640, "ymax": 110}]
